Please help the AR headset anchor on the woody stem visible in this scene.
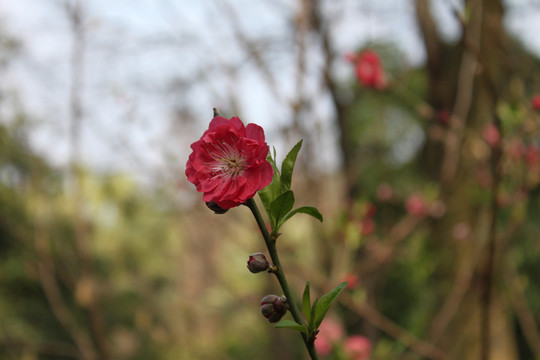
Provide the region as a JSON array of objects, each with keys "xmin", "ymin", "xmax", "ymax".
[{"xmin": 245, "ymin": 198, "xmax": 319, "ymax": 360}]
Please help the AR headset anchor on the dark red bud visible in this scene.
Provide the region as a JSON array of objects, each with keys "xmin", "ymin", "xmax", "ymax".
[
  {"xmin": 260, "ymin": 295, "xmax": 288, "ymax": 323},
  {"xmin": 247, "ymin": 253, "xmax": 270, "ymax": 273}
]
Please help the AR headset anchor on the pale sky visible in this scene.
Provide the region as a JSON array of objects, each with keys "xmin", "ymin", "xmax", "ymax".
[{"xmin": 0, "ymin": 0, "xmax": 539, "ymax": 186}]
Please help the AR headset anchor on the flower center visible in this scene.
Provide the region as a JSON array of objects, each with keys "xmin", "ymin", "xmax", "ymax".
[
  {"xmin": 218, "ymin": 156, "xmax": 245, "ymax": 177},
  {"xmin": 206, "ymin": 141, "xmax": 247, "ymax": 179}
]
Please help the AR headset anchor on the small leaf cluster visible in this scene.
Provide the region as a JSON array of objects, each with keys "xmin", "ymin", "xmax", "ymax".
[
  {"xmin": 258, "ymin": 140, "xmax": 323, "ymax": 236},
  {"xmin": 275, "ymin": 281, "xmax": 349, "ymax": 339}
]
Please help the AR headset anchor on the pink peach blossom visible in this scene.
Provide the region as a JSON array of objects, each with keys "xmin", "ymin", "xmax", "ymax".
[
  {"xmin": 405, "ymin": 194, "xmax": 426, "ymax": 216},
  {"xmin": 186, "ymin": 116, "xmax": 273, "ymax": 209},
  {"xmin": 347, "ymin": 50, "xmax": 386, "ymax": 89}
]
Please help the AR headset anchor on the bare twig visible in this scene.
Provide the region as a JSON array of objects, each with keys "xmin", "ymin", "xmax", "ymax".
[
  {"xmin": 0, "ymin": 337, "xmax": 81, "ymax": 359},
  {"xmin": 311, "ymin": 0, "xmax": 356, "ymax": 196},
  {"xmin": 429, "ymin": 248, "xmax": 476, "ymax": 344},
  {"xmin": 64, "ymin": 2, "xmax": 110, "ymax": 358},
  {"xmin": 65, "ymin": 0, "xmax": 86, "ymax": 168},
  {"xmin": 341, "ymin": 293, "xmax": 448, "ymax": 360},
  {"xmin": 214, "ymin": 1, "xmax": 281, "ymax": 101},
  {"xmin": 439, "ymin": 0, "xmax": 483, "ymax": 186},
  {"xmin": 480, "ymin": 128, "xmax": 502, "ymax": 360},
  {"xmin": 504, "ymin": 262, "xmax": 540, "ymax": 357},
  {"xmin": 414, "ymin": 0, "xmax": 442, "ymax": 74},
  {"xmin": 359, "ymin": 214, "xmax": 425, "ymax": 275},
  {"xmin": 290, "ymin": 0, "xmax": 310, "ymax": 145},
  {"xmin": 34, "ymin": 226, "xmax": 98, "ymax": 360}
]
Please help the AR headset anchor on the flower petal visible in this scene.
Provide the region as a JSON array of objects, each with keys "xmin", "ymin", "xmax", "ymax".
[{"xmin": 246, "ymin": 123, "xmax": 265, "ymax": 142}]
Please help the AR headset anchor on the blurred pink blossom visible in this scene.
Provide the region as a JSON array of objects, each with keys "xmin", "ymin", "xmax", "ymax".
[
  {"xmin": 344, "ymin": 335, "xmax": 372, "ymax": 360},
  {"xmin": 315, "ymin": 336, "xmax": 332, "ymax": 356},
  {"xmin": 405, "ymin": 194, "xmax": 426, "ymax": 216},
  {"xmin": 314, "ymin": 318, "xmax": 344, "ymax": 356},
  {"xmin": 346, "ymin": 50, "xmax": 386, "ymax": 89},
  {"xmin": 361, "ymin": 218, "xmax": 375, "ymax": 235},
  {"xmin": 342, "ymin": 273, "xmax": 360, "ymax": 289},
  {"xmin": 482, "ymin": 123, "xmax": 500, "ymax": 147},
  {"xmin": 524, "ymin": 144, "xmax": 539, "ymax": 167},
  {"xmin": 532, "ymin": 94, "xmax": 540, "ymax": 110}
]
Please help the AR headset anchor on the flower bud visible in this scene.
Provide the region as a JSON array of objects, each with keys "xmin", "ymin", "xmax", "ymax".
[
  {"xmin": 206, "ymin": 201, "xmax": 228, "ymax": 214},
  {"xmin": 260, "ymin": 295, "xmax": 288, "ymax": 323},
  {"xmin": 247, "ymin": 253, "xmax": 270, "ymax": 273}
]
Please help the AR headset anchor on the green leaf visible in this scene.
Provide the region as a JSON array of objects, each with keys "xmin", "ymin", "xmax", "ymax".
[
  {"xmin": 258, "ymin": 149, "xmax": 281, "ymax": 218},
  {"xmin": 309, "ymin": 298, "xmax": 319, "ymax": 332},
  {"xmin": 274, "ymin": 320, "xmax": 308, "ymax": 334},
  {"xmin": 302, "ymin": 281, "xmax": 311, "ymax": 321},
  {"xmin": 280, "ymin": 140, "xmax": 303, "ymax": 192},
  {"xmin": 313, "ymin": 281, "xmax": 348, "ymax": 330},
  {"xmin": 270, "ymin": 190, "xmax": 295, "ymax": 230},
  {"xmin": 282, "ymin": 206, "xmax": 323, "ymax": 224}
]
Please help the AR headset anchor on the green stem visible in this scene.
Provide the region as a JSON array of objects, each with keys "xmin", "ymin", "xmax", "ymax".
[{"xmin": 245, "ymin": 198, "xmax": 320, "ymax": 360}]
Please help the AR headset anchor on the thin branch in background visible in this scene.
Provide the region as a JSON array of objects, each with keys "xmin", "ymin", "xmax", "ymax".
[
  {"xmin": 473, "ymin": 1, "xmax": 505, "ymax": 358},
  {"xmin": 34, "ymin": 225, "xmax": 97, "ymax": 360},
  {"xmin": 504, "ymin": 262, "xmax": 540, "ymax": 358},
  {"xmin": 439, "ymin": 0, "xmax": 483, "ymax": 187},
  {"xmin": 65, "ymin": 0, "xmax": 85, "ymax": 169},
  {"xmin": 289, "ymin": 0, "xmax": 309, "ymax": 142},
  {"xmin": 302, "ymin": 263, "xmax": 447, "ymax": 360},
  {"xmin": 311, "ymin": 0, "xmax": 355, "ymax": 196},
  {"xmin": 341, "ymin": 293, "xmax": 448, "ymax": 360},
  {"xmin": 358, "ymin": 214, "xmax": 424, "ymax": 276},
  {"xmin": 414, "ymin": 0, "xmax": 442, "ymax": 75},
  {"xmin": 0, "ymin": 324, "xmax": 20, "ymax": 360},
  {"xmin": 0, "ymin": 337, "xmax": 81, "ymax": 359},
  {"xmin": 64, "ymin": 2, "xmax": 111, "ymax": 358},
  {"xmin": 215, "ymin": 1, "xmax": 281, "ymax": 101},
  {"xmin": 427, "ymin": 206, "xmax": 505, "ymax": 346},
  {"xmin": 428, "ymin": 251, "xmax": 475, "ymax": 345},
  {"xmin": 287, "ymin": 0, "xmax": 320, "ymax": 175},
  {"xmin": 480, "ymin": 124, "xmax": 502, "ymax": 360}
]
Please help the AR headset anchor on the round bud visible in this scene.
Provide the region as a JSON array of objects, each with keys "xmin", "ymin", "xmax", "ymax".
[
  {"xmin": 247, "ymin": 253, "xmax": 270, "ymax": 273},
  {"xmin": 260, "ymin": 295, "xmax": 288, "ymax": 323}
]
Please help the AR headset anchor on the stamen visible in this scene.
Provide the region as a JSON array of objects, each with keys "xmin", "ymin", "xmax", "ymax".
[{"xmin": 204, "ymin": 139, "xmax": 247, "ymax": 180}]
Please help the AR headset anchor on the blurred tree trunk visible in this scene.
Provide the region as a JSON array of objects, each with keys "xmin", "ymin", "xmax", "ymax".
[
  {"xmin": 311, "ymin": 0, "xmax": 530, "ymax": 357},
  {"xmin": 416, "ymin": 0, "xmax": 517, "ymax": 358}
]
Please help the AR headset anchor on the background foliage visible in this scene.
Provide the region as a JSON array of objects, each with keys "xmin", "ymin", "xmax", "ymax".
[{"xmin": 1, "ymin": 1, "xmax": 540, "ymax": 359}]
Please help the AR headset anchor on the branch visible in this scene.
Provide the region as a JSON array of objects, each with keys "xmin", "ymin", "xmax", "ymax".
[
  {"xmin": 440, "ymin": 0, "xmax": 483, "ymax": 186},
  {"xmin": 414, "ymin": 0, "xmax": 442, "ymax": 73},
  {"xmin": 34, "ymin": 228, "xmax": 98, "ymax": 360},
  {"xmin": 359, "ymin": 214, "xmax": 425, "ymax": 275},
  {"xmin": 0, "ymin": 337, "xmax": 81, "ymax": 359},
  {"xmin": 214, "ymin": 0, "xmax": 281, "ymax": 100},
  {"xmin": 341, "ymin": 293, "xmax": 448, "ymax": 360},
  {"xmin": 64, "ymin": 0, "xmax": 86, "ymax": 168},
  {"xmin": 428, "ymin": 249, "xmax": 476, "ymax": 344},
  {"xmin": 504, "ymin": 258, "xmax": 540, "ymax": 357}
]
